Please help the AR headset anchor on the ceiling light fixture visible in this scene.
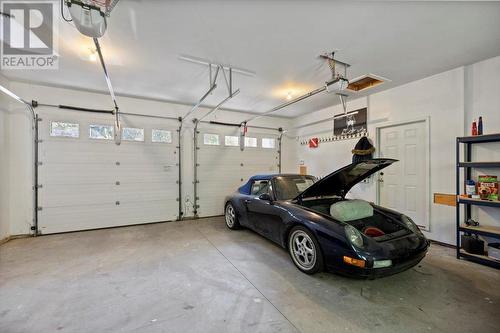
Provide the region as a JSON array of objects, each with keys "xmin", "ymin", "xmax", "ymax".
[
  {"xmin": 286, "ymin": 91, "xmax": 293, "ymax": 100},
  {"xmin": 88, "ymin": 49, "xmax": 97, "ymax": 62}
]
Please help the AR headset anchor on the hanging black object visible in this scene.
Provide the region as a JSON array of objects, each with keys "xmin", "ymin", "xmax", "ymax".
[{"xmin": 352, "ymin": 137, "xmax": 375, "ymax": 163}]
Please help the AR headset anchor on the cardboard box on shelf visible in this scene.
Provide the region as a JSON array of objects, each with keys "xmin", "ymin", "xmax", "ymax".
[{"xmin": 477, "ymin": 175, "xmax": 499, "ymax": 201}]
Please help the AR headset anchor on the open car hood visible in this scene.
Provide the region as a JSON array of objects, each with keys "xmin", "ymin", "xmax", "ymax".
[{"xmin": 296, "ymin": 159, "xmax": 397, "ymax": 200}]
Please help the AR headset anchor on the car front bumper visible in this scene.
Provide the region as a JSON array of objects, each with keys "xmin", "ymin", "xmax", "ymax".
[{"xmin": 326, "ymin": 244, "xmax": 429, "ymax": 279}]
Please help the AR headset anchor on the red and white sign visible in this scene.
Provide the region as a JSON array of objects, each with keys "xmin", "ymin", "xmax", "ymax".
[{"xmin": 309, "ymin": 137, "xmax": 319, "ymax": 148}]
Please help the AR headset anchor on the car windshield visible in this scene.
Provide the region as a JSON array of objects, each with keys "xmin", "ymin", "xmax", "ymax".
[{"xmin": 274, "ymin": 176, "xmax": 316, "ymax": 200}]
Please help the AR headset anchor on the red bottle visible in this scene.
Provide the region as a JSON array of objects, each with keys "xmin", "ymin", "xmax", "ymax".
[{"xmin": 472, "ymin": 119, "xmax": 478, "ymax": 136}]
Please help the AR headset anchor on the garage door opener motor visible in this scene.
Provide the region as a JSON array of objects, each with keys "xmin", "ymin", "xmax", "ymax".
[{"xmin": 63, "ymin": 0, "xmax": 120, "ymax": 38}]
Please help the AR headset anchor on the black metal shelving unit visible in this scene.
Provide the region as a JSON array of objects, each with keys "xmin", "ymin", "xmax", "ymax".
[{"xmin": 456, "ymin": 133, "xmax": 500, "ymax": 269}]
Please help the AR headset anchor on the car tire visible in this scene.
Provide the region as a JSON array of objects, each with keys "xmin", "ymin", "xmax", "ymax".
[
  {"xmin": 225, "ymin": 203, "xmax": 241, "ymax": 230},
  {"xmin": 288, "ymin": 226, "xmax": 324, "ymax": 274}
]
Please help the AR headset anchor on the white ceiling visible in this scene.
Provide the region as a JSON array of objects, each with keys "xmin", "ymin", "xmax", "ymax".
[{"xmin": 2, "ymin": 0, "xmax": 500, "ymax": 118}]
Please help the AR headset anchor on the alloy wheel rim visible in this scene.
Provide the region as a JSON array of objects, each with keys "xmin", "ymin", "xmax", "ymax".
[
  {"xmin": 225, "ymin": 205, "xmax": 235, "ymax": 227},
  {"xmin": 289, "ymin": 230, "xmax": 316, "ymax": 270}
]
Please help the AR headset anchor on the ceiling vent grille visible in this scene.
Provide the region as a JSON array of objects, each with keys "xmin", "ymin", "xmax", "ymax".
[{"xmin": 347, "ymin": 74, "xmax": 387, "ymax": 92}]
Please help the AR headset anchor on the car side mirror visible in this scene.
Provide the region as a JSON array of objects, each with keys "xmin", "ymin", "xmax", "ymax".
[{"xmin": 259, "ymin": 193, "xmax": 272, "ymax": 201}]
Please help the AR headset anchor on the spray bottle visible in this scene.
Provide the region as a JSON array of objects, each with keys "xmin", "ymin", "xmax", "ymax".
[{"xmin": 472, "ymin": 119, "xmax": 478, "ymax": 136}]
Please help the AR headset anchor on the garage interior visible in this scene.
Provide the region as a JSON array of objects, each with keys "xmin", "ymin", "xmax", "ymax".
[{"xmin": 0, "ymin": 1, "xmax": 499, "ymax": 332}]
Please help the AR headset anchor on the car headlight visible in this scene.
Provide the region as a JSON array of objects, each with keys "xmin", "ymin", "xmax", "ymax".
[
  {"xmin": 402, "ymin": 215, "xmax": 421, "ymax": 234},
  {"xmin": 344, "ymin": 225, "xmax": 364, "ymax": 248}
]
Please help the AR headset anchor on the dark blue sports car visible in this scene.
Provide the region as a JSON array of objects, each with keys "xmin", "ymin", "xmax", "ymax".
[{"xmin": 224, "ymin": 159, "xmax": 429, "ymax": 278}]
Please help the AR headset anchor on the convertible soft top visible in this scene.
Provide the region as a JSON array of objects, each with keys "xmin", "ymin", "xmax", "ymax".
[{"xmin": 238, "ymin": 174, "xmax": 276, "ymax": 195}]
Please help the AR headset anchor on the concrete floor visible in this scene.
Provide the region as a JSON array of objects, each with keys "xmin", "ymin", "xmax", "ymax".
[{"xmin": 1, "ymin": 217, "xmax": 499, "ymax": 333}]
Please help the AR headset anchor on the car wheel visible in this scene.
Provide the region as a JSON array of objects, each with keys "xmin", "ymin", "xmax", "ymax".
[
  {"xmin": 225, "ymin": 203, "xmax": 240, "ymax": 230},
  {"xmin": 288, "ymin": 226, "xmax": 324, "ymax": 274}
]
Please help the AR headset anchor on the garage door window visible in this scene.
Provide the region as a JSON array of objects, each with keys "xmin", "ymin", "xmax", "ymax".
[
  {"xmin": 203, "ymin": 133, "xmax": 220, "ymax": 145},
  {"xmin": 122, "ymin": 127, "xmax": 145, "ymax": 142},
  {"xmin": 89, "ymin": 124, "xmax": 114, "ymax": 140},
  {"xmin": 152, "ymin": 129, "xmax": 172, "ymax": 143},
  {"xmin": 50, "ymin": 121, "xmax": 79, "ymax": 138},
  {"xmin": 262, "ymin": 138, "xmax": 275, "ymax": 149},
  {"xmin": 244, "ymin": 137, "xmax": 257, "ymax": 147},
  {"xmin": 225, "ymin": 135, "xmax": 239, "ymax": 147}
]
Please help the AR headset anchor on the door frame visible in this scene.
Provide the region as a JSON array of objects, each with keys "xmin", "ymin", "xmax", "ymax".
[{"xmin": 375, "ymin": 117, "xmax": 431, "ymax": 231}]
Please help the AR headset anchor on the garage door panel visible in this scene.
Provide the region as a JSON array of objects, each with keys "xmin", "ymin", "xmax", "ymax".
[
  {"xmin": 39, "ymin": 183, "xmax": 115, "ymax": 206},
  {"xmin": 40, "ymin": 173, "xmax": 176, "ymax": 186},
  {"xmin": 117, "ymin": 186, "xmax": 179, "ymax": 202},
  {"xmin": 39, "ymin": 181, "xmax": 178, "ymax": 207},
  {"xmin": 41, "ymin": 144, "xmax": 118, "ymax": 163},
  {"xmin": 197, "ymin": 168, "xmax": 244, "ymax": 178},
  {"xmin": 198, "ymin": 152, "xmax": 242, "ymax": 162},
  {"xmin": 42, "ymin": 139, "xmax": 179, "ymax": 153},
  {"xmin": 196, "ymin": 196, "xmax": 228, "ymax": 216},
  {"xmin": 197, "ymin": 176, "xmax": 245, "ymax": 186},
  {"xmin": 40, "ymin": 161, "xmax": 177, "ymax": 181},
  {"xmin": 39, "ymin": 201, "xmax": 177, "ymax": 234},
  {"xmin": 39, "ymin": 164, "xmax": 118, "ymax": 184},
  {"xmin": 198, "ymin": 179, "xmax": 244, "ymax": 186},
  {"xmin": 41, "ymin": 142, "xmax": 177, "ymax": 165},
  {"xmin": 40, "ymin": 153, "xmax": 177, "ymax": 166},
  {"xmin": 38, "ymin": 114, "xmax": 180, "ymax": 233},
  {"xmin": 196, "ymin": 127, "xmax": 279, "ymax": 217},
  {"xmin": 242, "ymin": 164, "xmax": 278, "ymax": 173}
]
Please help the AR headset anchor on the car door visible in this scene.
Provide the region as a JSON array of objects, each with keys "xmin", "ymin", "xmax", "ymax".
[{"xmin": 246, "ymin": 180, "xmax": 284, "ymax": 243}]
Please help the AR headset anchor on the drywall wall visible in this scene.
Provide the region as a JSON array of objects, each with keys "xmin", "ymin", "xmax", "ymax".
[
  {"xmin": 293, "ymin": 57, "xmax": 500, "ymax": 245},
  {"xmin": 0, "ymin": 75, "xmax": 10, "ymax": 241},
  {"xmin": 3, "ymin": 81, "xmax": 295, "ymax": 236},
  {"xmin": 8, "ymin": 94, "xmax": 34, "ymax": 236},
  {"xmin": 464, "ymin": 56, "xmax": 500, "ymax": 238},
  {"xmin": 369, "ymin": 67, "xmax": 465, "ymax": 245}
]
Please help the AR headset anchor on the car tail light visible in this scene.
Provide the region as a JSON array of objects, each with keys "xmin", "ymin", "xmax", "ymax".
[{"xmin": 343, "ymin": 256, "xmax": 366, "ymax": 268}]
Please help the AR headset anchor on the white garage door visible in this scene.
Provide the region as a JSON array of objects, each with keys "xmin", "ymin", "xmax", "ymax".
[
  {"xmin": 37, "ymin": 109, "xmax": 180, "ymax": 234},
  {"xmin": 196, "ymin": 124, "xmax": 280, "ymax": 217}
]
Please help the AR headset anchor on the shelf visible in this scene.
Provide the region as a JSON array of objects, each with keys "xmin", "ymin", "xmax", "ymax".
[
  {"xmin": 458, "ymin": 162, "xmax": 500, "ymax": 168},
  {"xmin": 458, "ymin": 197, "xmax": 500, "ymax": 208},
  {"xmin": 459, "ymin": 250, "xmax": 500, "ymax": 269},
  {"xmin": 456, "ymin": 134, "xmax": 500, "ymax": 269},
  {"xmin": 460, "ymin": 224, "xmax": 500, "ymax": 237},
  {"xmin": 457, "ymin": 133, "xmax": 500, "ymax": 144}
]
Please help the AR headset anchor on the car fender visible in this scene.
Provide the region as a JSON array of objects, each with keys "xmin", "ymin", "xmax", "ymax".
[
  {"xmin": 279, "ymin": 202, "xmax": 350, "ymax": 251},
  {"xmin": 224, "ymin": 194, "xmax": 251, "ymax": 227}
]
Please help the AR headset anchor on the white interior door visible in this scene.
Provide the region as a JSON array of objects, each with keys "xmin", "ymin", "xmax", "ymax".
[
  {"xmin": 37, "ymin": 109, "xmax": 180, "ymax": 234},
  {"xmin": 197, "ymin": 125, "xmax": 279, "ymax": 217},
  {"xmin": 378, "ymin": 120, "xmax": 429, "ymax": 230}
]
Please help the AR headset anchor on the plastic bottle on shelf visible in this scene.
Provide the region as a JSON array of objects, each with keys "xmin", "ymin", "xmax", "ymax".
[
  {"xmin": 466, "ymin": 180, "xmax": 476, "ymax": 197},
  {"xmin": 472, "ymin": 119, "xmax": 478, "ymax": 136},
  {"xmin": 478, "ymin": 116, "xmax": 483, "ymax": 135}
]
